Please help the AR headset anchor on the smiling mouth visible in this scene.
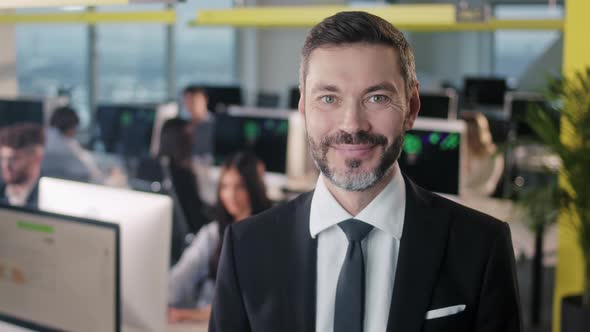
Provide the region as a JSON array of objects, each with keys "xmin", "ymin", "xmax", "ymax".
[
  {"xmin": 333, "ymin": 144, "xmax": 375, "ymax": 151},
  {"xmin": 332, "ymin": 144, "xmax": 377, "ymax": 158}
]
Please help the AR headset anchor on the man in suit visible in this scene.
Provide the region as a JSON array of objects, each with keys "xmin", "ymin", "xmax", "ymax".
[
  {"xmin": 0, "ymin": 123, "xmax": 45, "ymax": 208},
  {"xmin": 210, "ymin": 11, "xmax": 521, "ymax": 332}
]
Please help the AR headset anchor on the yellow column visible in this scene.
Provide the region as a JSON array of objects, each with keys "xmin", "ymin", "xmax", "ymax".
[{"xmin": 553, "ymin": 0, "xmax": 590, "ymax": 331}]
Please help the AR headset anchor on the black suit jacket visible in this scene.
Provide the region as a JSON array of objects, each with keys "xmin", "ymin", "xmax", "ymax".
[
  {"xmin": 209, "ymin": 176, "xmax": 522, "ymax": 332},
  {"xmin": 0, "ymin": 182, "xmax": 39, "ymax": 209}
]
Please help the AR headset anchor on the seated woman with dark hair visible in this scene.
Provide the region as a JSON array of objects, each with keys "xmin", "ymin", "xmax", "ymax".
[
  {"xmin": 136, "ymin": 118, "xmax": 209, "ymax": 264},
  {"xmin": 167, "ymin": 151, "xmax": 272, "ymax": 323}
]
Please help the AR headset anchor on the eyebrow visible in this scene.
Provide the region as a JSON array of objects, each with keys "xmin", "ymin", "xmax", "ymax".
[
  {"xmin": 310, "ymin": 84, "xmax": 340, "ymax": 94},
  {"xmin": 364, "ymin": 82, "xmax": 399, "ymax": 95}
]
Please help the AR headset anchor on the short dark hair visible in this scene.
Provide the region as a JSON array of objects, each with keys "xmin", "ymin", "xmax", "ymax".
[
  {"xmin": 0, "ymin": 123, "xmax": 45, "ymax": 149},
  {"xmin": 50, "ymin": 106, "xmax": 79, "ymax": 134},
  {"xmin": 300, "ymin": 11, "xmax": 417, "ymax": 95},
  {"xmin": 183, "ymin": 85, "xmax": 207, "ymax": 96}
]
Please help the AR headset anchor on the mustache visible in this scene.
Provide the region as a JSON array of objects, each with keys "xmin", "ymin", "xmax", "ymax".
[{"xmin": 321, "ymin": 130, "xmax": 388, "ymax": 147}]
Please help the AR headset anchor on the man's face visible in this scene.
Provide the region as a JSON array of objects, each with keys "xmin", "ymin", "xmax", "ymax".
[
  {"xmin": 300, "ymin": 43, "xmax": 419, "ymax": 191},
  {"xmin": 0, "ymin": 146, "xmax": 41, "ymax": 185},
  {"xmin": 184, "ymin": 92, "xmax": 208, "ymax": 120}
]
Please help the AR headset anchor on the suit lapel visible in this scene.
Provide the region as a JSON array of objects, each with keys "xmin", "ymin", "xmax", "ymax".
[
  {"xmin": 386, "ymin": 177, "xmax": 451, "ymax": 332},
  {"xmin": 282, "ymin": 192, "xmax": 317, "ymax": 331}
]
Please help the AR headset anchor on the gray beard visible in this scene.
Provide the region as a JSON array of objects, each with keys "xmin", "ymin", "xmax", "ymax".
[{"xmin": 308, "ymin": 133, "xmax": 404, "ymax": 192}]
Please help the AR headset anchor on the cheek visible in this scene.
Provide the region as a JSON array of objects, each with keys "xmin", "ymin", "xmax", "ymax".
[
  {"xmin": 220, "ymin": 189, "xmax": 232, "ymax": 207},
  {"xmin": 236, "ymin": 191, "xmax": 250, "ymax": 207},
  {"xmin": 306, "ymin": 111, "xmax": 336, "ymax": 139}
]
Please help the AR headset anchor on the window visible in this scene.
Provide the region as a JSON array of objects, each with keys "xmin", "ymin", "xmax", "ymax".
[
  {"xmin": 493, "ymin": 4, "xmax": 564, "ymax": 85},
  {"xmin": 96, "ymin": 4, "xmax": 167, "ymax": 104},
  {"xmin": 16, "ymin": 11, "xmax": 89, "ymax": 127},
  {"xmin": 175, "ymin": 0, "xmax": 236, "ymax": 90}
]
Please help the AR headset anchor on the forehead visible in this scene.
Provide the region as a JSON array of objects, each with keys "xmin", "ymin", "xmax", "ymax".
[
  {"xmin": 305, "ymin": 43, "xmax": 402, "ymax": 88},
  {"xmin": 0, "ymin": 146, "xmax": 20, "ymax": 157}
]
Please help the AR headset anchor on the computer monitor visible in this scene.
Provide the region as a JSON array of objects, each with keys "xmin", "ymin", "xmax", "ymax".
[
  {"xmin": 215, "ymin": 106, "xmax": 290, "ymax": 174},
  {"xmin": 203, "ymin": 85, "xmax": 243, "ymax": 113},
  {"xmin": 398, "ymin": 118, "xmax": 466, "ymax": 196},
  {"xmin": 38, "ymin": 178, "xmax": 172, "ymax": 332},
  {"xmin": 0, "ymin": 204, "xmax": 120, "ymax": 332},
  {"xmin": 418, "ymin": 89, "xmax": 458, "ymax": 119},
  {"xmin": 288, "ymin": 87, "xmax": 300, "ymax": 110},
  {"xmin": 95, "ymin": 104, "xmax": 157, "ymax": 158},
  {"xmin": 505, "ymin": 91, "xmax": 557, "ymax": 140},
  {"xmin": 463, "ymin": 77, "xmax": 508, "ymax": 108},
  {"xmin": 0, "ymin": 99, "xmax": 44, "ymax": 128}
]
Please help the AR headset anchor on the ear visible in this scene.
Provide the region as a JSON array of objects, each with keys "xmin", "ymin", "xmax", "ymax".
[
  {"xmin": 256, "ymin": 160, "xmax": 266, "ymax": 179},
  {"xmin": 404, "ymin": 83, "xmax": 420, "ymax": 131},
  {"xmin": 297, "ymin": 85, "xmax": 305, "ymax": 116}
]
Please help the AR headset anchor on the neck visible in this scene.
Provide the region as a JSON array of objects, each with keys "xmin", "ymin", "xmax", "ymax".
[
  {"xmin": 7, "ymin": 174, "xmax": 38, "ymax": 196},
  {"xmin": 323, "ymin": 166, "xmax": 396, "ymax": 216}
]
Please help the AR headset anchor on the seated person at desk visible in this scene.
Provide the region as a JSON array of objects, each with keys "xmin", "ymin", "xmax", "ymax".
[
  {"xmin": 0, "ymin": 123, "xmax": 45, "ymax": 208},
  {"xmin": 183, "ymin": 85, "xmax": 215, "ymax": 160},
  {"xmin": 42, "ymin": 106, "xmax": 104, "ymax": 183},
  {"xmin": 461, "ymin": 111, "xmax": 504, "ymax": 196},
  {"xmin": 137, "ymin": 118, "xmax": 209, "ymax": 264},
  {"xmin": 168, "ymin": 151, "xmax": 271, "ymax": 323}
]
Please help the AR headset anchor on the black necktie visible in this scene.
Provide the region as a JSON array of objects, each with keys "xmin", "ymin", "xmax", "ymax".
[{"xmin": 334, "ymin": 219, "xmax": 374, "ymax": 332}]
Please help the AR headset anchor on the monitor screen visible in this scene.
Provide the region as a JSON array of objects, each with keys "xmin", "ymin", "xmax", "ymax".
[
  {"xmin": 418, "ymin": 93, "xmax": 452, "ymax": 119},
  {"xmin": 508, "ymin": 93, "xmax": 557, "ymax": 140},
  {"xmin": 288, "ymin": 87, "xmax": 300, "ymax": 110},
  {"xmin": 214, "ymin": 113, "xmax": 290, "ymax": 174},
  {"xmin": 95, "ymin": 104, "xmax": 156, "ymax": 157},
  {"xmin": 0, "ymin": 99, "xmax": 44, "ymax": 128},
  {"xmin": 398, "ymin": 120, "xmax": 464, "ymax": 195},
  {"xmin": 38, "ymin": 178, "xmax": 172, "ymax": 332},
  {"xmin": 0, "ymin": 205, "xmax": 119, "ymax": 332},
  {"xmin": 464, "ymin": 77, "xmax": 507, "ymax": 107},
  {"xmin": 204, "ymin": 86, "xmax": 243, "ymax": 113}
]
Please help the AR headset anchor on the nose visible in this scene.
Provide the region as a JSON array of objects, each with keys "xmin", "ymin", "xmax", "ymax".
[{"xmin": 339, "ymin": 100, "xmax": 371, "ymax": 134}]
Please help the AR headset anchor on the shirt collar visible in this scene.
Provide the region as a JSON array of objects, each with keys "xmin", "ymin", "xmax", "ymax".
[{"xmin": 309, "ymin": 163, "xmax": 406, "ymax": 240}]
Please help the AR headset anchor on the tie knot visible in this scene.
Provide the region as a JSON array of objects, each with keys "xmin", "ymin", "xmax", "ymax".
[{"xmin": 338, "ymin": 219, "xmax": 374, "ymax": 243}]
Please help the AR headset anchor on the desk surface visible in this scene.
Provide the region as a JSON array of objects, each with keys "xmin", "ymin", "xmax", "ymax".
[{"xmin": 167, "ymin": 322, "xmax": 208, "ymax": 332}]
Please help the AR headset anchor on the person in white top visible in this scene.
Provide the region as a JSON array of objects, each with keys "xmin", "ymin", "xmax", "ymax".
[
  {"xmin": 168, "ymin": 151, "xmax": 271, "ymax": 323},
  {"xmin": 460, "ymin": 111, "xmax": 505, "ymax": 197},
  {"xmin": 0, "ymin": 123, "xmax": 45, "ymax": 208},
  {"xmin": 210, "ymin": 11, "xmax": 521, "ymax": 332}
]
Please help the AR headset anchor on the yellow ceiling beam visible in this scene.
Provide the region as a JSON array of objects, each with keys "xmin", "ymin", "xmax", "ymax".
[
  {"xmin": 0, "ymin": 9, "xmax": 175, "ymax": 24},
  {"xmin": 193, "ymin": 5, "xmax": 456, "ymax": 28},
  {"xmin": 191, "ymin": 5, "xmax": 563, "ymax": 31},
  {"xmin": 0, "ymin": 0, "xmax": 127, "ymax": 8}
]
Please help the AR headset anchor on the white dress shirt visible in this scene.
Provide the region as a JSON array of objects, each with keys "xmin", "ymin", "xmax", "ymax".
[{"xmin": 310, "ymin": 163, "xmax": 406, "ymax": 332}]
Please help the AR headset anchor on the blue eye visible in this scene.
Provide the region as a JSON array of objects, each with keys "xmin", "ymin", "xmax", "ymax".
[{"xmin": 321, "ymin": 96, "xmax": 336, "ymax": 104}]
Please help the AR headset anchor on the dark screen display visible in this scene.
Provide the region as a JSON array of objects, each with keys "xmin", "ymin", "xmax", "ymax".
[
  {"xmin": 418, "ymin": 94, "xmax": 451, "ymax": 119},
  {"xmin": 464, "ymin": 77, "xmax": 507, "ymax": 107},
  {"xmin": 95, "ymin": 104, "xmax": 156, "ymax": 157},
  {"xmin": 204, "ymin": 86, "xmax": 243, "ymax": 113},
  {"xmin": 0, "ymin": 99, "xmax": 44, "ymax": 128},
  {"xmin": 398, "ymin": 129, "xmax": 461, "ymax": 195},
  {"xmin": 214, "ymin": 114, "xmax": 289, "ymax": 174}
]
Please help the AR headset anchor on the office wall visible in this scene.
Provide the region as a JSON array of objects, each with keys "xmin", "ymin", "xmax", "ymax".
[
  {"xmin": 410, "ymin": 31, "xmax": 494, "ymax": 90},
  {"xmin": 518, "ymin": 36, "xmax": 563, "ymax": 91},
  {"xmin": 237, "ymin": 0, "xmax": 345, "ymax": 107},
  {"xmin": 0, "ymin": 13, "xmax": 18, "ymax": 98},
  {"xmin": 238, "ymin": 0, "xmax": 496, "ymax": 105}
]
